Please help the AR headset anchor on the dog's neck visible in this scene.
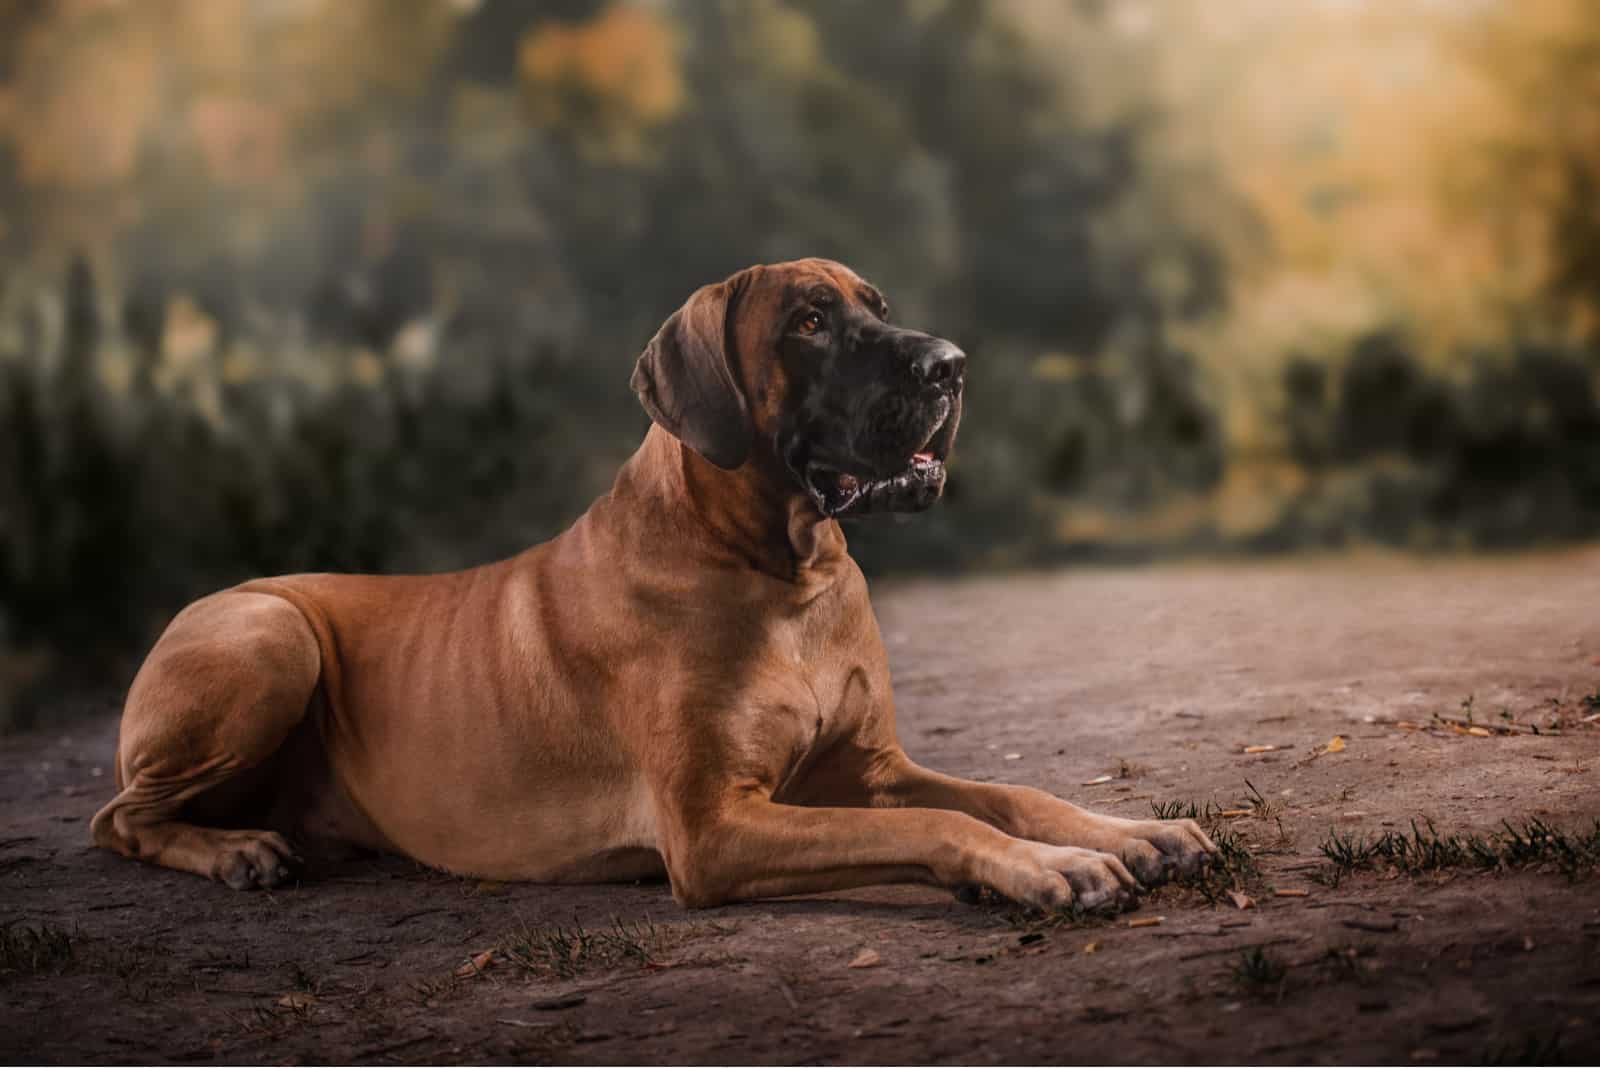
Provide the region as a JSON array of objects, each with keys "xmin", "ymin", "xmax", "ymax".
[{"xmin": 618, "ymin": 425, "xmax": 849, "ymax": 583}]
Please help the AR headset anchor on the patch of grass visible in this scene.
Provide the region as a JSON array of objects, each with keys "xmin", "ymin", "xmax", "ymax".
[
  {"xmin": 1208, "ymin": 825, "xmax": 1260, "ymax": 882},
  {"xmin": 1243, "ymin": 780, "xmax": 1281, "ymax": 821},
  {"xmin": 410, "ymin": 973, "xmax": 461, "ymax": 1007},
  {"xmin": 499, "ymin": 916, "xmax": 704, "ymax": 979},
  {"xmin": 1495, "ymin": 819, "xmax": 1600, "ymax": 871},
  {"xmin": 285, "ymin": 960, "xmax": 324, "ymax": 998},
  {"xmin": 0, "ymin": 923, "xmax": 174, "ymax": 1002},
  {"xmin": 96, "ymin": 943, "xmax": 172, "ymax": 1003},
  {"xmin": 226, "ymin": 997, "xmax": 317, "ymax": 1039},
  {"xmin": 0, "ymin": 922, "xmax": 75, "ymax": 976},
  {"xmin": 1232, "ymin": 945, "xmax": 1288, "ymax": 999},
  {"xmin": 996, "ymin": 898, "xmax": 1100, "ymax": 934},
  {"xmin": 1165, "ymin": 823, "xmax": 1262, "ymax": 908},
  {"xmin": 1149, "ymin": 794, "xmax": 1263, "ymax": 904},
  {"xmin": 1319, "ymin": 829, "xmax": 1371, "ymax": 874},
  {"xmin": 1151, "ymin": 798, "xmax": 1209, "ymax": 821},
  {"xmin": 1318, "ymin": 943, "xmax": 1378, "ymax": 986},
  {"xmin": 1476, "ymin": 1028, "xmax": 1566, "ymax": 1066},
  {"xmin": 1316, "ymin": 818, "xmax": 1600, "ymax": 886}
]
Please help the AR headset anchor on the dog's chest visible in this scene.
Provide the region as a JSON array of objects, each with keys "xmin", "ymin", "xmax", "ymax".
[{"xmin": 766, "ymin": 598, "xmax": 886, "ymax": 744}]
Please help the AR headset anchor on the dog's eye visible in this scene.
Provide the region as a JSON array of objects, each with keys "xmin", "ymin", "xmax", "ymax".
[{"xmin": 796, "ymin": 311, "xmax": 823, "ymax": 336}]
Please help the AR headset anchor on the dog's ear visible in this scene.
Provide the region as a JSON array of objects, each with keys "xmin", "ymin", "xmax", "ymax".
[{"xmin": 630, "ymin": 273, "xmax": 753, "ymax": 470}]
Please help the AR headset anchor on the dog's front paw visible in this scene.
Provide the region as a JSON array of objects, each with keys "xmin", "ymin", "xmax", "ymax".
[
  {"xmin": 1109, "ymin": 818, "xmax": 1216, "ymax": 886},
  {"xmin": 983, "ymin": 842, "xmax": 1140, "ymax": 913},
  {"xmin": 210, "ymin": 830, "xmax": 303, "ymax": 891}
]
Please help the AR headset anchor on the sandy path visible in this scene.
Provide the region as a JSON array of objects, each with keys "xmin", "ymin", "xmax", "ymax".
[{"xmin": 3, "ymin": 550, "xmax": 1598, "ymax": 1063}]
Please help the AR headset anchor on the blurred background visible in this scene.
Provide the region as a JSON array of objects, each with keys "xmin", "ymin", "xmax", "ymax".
[{"xmin": 3, "ymin": 0, "xmax": 1599, "ymax": 728}]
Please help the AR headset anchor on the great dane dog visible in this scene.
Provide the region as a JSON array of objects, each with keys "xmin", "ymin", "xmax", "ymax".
[{"xmin": 92, "ymin": 258, "xmax": 1213, "ymax": 910}]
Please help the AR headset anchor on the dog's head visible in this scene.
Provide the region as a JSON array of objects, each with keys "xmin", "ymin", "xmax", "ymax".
[{"xmin": 631, "ymin": 258, "xmax": 964, "ymax": 518}]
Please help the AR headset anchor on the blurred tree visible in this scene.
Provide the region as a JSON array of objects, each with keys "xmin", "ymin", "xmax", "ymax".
[
  {"xmin": 6, "ymin": 0, "xmax": 1599, "ymax": 723},
  {"xmin": 1454, "ymin": 0, "xmax": 1600, "ymax": 343}
]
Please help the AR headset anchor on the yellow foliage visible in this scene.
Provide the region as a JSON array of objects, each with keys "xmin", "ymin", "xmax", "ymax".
[
  {"xmin": 519, "ymin": 4, "xmax": 683, "ymax": 159},
  {"xmin": 1031, "ymin": 353, "xmax": 1093, "ymax": 383},
  {"xmin": 188, "ymin": 95, "xmax": 288, "ymax": 187},
  {"xmin": 1140, "ymin": 0, "xmax": 1600, "ymax": 453},
  {"xmin": 5, "ymin": 6, "xmax": 161, "ymax": 188}
]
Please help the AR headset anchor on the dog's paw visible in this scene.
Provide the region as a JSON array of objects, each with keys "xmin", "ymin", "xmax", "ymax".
[
  {"xmin": 987, "ymin": 842, "xmax": 1141, "ymax": 913},
  {"xmin": 1109, "ymin": 818, "xmax": 1216, "ymax": 886},
  {"xmin": 211, "ymin": 830, "xmax": 303, "ymax": 891}
]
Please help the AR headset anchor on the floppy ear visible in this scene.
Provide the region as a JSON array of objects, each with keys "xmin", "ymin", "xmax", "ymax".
[{"xmin": 630, "ymin": 274, "xmax": 753, "ymax": 470}]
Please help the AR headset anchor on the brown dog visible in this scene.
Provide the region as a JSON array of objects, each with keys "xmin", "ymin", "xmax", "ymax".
[{"xmin": 91, "ymin": 258, "xmax": 1213, "ymax": 910}]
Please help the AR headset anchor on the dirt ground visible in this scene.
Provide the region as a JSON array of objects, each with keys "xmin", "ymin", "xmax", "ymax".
[{"xmin": 4, "ymin": 549, "xmax": 1600, "ymax": 1065}]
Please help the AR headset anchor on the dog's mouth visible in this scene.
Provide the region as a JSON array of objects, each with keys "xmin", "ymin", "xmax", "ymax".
[
  {"xmin": 804, "ymin": 452, "xmax": 946, "ymax": 517},
  {"xmin": 801, "ymin": 407, "xmax": 954, "ymax": 518}
]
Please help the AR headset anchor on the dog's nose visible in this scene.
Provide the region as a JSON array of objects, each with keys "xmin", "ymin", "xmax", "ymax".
[{"xmin": 910, "ymin": 342, "xmax": 965, "ymax": 387}]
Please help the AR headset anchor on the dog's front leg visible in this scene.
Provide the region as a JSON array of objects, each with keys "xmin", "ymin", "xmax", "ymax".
[
  {"xmin": 653, "ymin": 793, "xmax": 1139, "ymax": 912},
  {"xmin": 862, "ymin": 753, "xmax": 1216, "ymax": 887}
]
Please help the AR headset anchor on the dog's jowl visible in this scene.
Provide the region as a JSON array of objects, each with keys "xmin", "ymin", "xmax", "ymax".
[{"xmin": 92, "ymin": 259, "xmax": 1213, "ymax": 910}]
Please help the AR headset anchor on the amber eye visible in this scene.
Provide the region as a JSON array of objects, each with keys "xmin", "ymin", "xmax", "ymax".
[{"xmin": 796, "ymin": 311, "xmax": 823, "ymax": 335}]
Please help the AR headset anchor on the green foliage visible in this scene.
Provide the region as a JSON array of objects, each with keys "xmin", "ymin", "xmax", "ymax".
[
  {"xmin": 1274, "ymin": 332, "xmax": 1600, "ymax": 548},
  {"xmin": 4, "ymin": 2, "xmax": 1600, "ymax": 721},
  {"xmin": 1317, "ymin": 818, "xmax": 1600, "ymax": 886},
  {"xmin": 1150, "ymin": 799, "xmax": 1204, "ymax": 822},
  {"xmin": 1231, "ymin": 945, "xmax": 1287, "ymax": 996},
  {"xmin": 0, "ymin": 257, "xmax": 600, "ymax": 729},
  {"xmin": 497, "ymin": 916, "xmax": 685, "ymax": 978},
  {"xmin": 0, "ymin": 923, "xmax": 75, "ymax": 977},
  {"xmin": 0, "ymin": 1, "xmax": 1238, "ymax": 721},
  {"xmin": 1148, "ymin": 796, "xmax": 1261, "ymax": 905},
  {"xmin": 1476, "ymin": 1028, "xmax": 1568, "ymax": 1067}
]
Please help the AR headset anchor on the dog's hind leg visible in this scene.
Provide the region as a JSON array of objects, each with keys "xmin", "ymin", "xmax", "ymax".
[{"xmin": 90, "ymin": 590, "xmax": 322, "ymax": 890}]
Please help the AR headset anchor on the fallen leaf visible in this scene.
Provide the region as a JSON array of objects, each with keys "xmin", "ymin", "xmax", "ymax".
[
  {"xmin": 475, "ymin": 880, "xmax": 508, "ymax": 896},
  {"xmin": 1082, "ymin": 942, "xmax": 1100, "ymax": 954},
  {"xmin": 1082, "ymin": 775, "xmax": 1114, "ymax": 786},
  {"xmin": 455, "ymin": 949, "xmax": 497, "ymax": 978},
  {"xmin": 848, "ymin": 948, "xmax": 882, "ymax": 969},
  {"xmin": 1275, "ymin": 888, "xmax": 1311, "ymax": 898},
  {"xmin": 1242, "ymin": 745, "xmax": 1276, "ymax": 754},
  {"xmin": 1327, "ymin": 735, "xmax": 1346, "ymax": 753},
  {"xmin": 277, "ymin": 992, "xmax": 316, "ymax": 1010},
  {"xmin": 1467, "ymin": 726, "xmax": 1491, "ymax": 738},
  {"xmin": 1226, "ymin": 890, "xmax": 1255, "ymax": 910},
  {"xmin": 1127, "ymin": 916, "xmax": 1164, "ymax": 928}
]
